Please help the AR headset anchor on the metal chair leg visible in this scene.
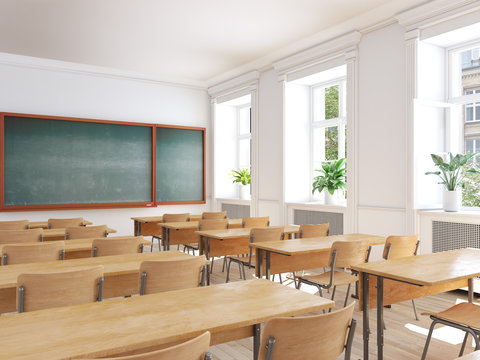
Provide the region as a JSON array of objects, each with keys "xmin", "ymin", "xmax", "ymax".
[
  {"xmin": 412, "ymin": 299, "xmax": 419, "ymax": 320},
  {"xmin": 210, "ymin": 258, "xmax": 215, "ymax": 274},
  {"xmin": 222, "ymin": 257, "xmax": 227, "ymax": 272},
  {"xmin": 237, "ymin": 261, "xmax": 243, "ymax": 279},
  {"xmin": 459, "ymin": 332, "xmax": 469, "ymax": 357},
  {"xmin": 226, "ymin": 258, "xmax": 231, "ymax": 283},
  {"xmin": 344, "ymin": 283, "xmax": 351, "ymax": 307},
  {"xmin": 421, "ymin": 320, "xmax": 438, "ymax": 360}
]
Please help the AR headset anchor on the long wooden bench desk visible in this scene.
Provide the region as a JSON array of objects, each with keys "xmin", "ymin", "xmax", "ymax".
[
  {"xmin": 352, "ymin": 248, "xmax": 480, "ymax": 360},
  {"xmin": 250, "ymin": 233, "xmax": 386, "ymax": 278},
  {"xmin": 0, "ymin": 279, "xmax": 333, "ymax": 360},
  {"xmin": 43, "ymin": 227, "xmax": 117, "ymax": 241},
  {"xmin": 160, "ymin": 219, "xmax": 243, "ymax": 250},
  {"xmin": 0, "ymin": 251, "xmax": 202, "ymax": 313},
  {"xmin": 29, "ymin": 220, "xmax": 93, "ymax": 229},
  {"xmin": 196, "ymin": 225, "xmax": 300, "ymax": 263},
  {"xmin": 131, "ymin": 215, "xmax": 202, "ymax": 236},
  {"xmin": 0, "ymin": 237, "xmax": 153, "ymax": 260}
]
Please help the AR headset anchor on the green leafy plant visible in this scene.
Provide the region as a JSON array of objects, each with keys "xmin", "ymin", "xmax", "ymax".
[
  {"xmin": 230, "ymin": 168, "xmax": 251, "ymax": 186},
  {"xmin": 312, "ymin": 158, "xmax": 346, "ymax": 195},
  {"xmin": 425, "ymin": 152, "xmax": 479, "ymax": 191}
]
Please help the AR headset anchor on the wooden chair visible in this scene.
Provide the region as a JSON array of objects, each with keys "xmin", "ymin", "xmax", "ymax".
[
  {"xmin": 226, "ymin": 226, "xmax": 284, "ymax": 283},
  {"xmin": 2, "ymin": 241, "xmax": 65, "ymax": 265},
  {"xmin": 0, "ymin": 220, "xmax": 29, "ymax": 230},
  {"xmin": 201, "ymin": 211, "xmax": 227, "ymax": 219},
  {"xmin": 150, "ymin": 213, "xmax": 191, "ymax": 252},
  {"xmin": 17, "ymin": 265, "xmax": 104, "ymax": 312},
  {"xmin": 298, "ymin": 223, "xmax": 330, "ymax": 238},
  {"xmin": 383, "ymin": 235, "xmax": 420, "ymax": 320},
  {"xmin": 0, "ymin": 228, "xmax": 43, "ymax": 244},
  {"xmin": 242, "ymin": 216, "xmax": 270, "ymax": 228},
  {"xmin": 259, "ymin": 302, "xmax": 356, "ymax": 360},
  {"xmin": 66, "ymin": 225, "xmax": 108, "ymax": 240},
  {"xmin": 421, "ymin": 302, "xmax": 480, "ymax": 359},
  {"xmin": 48, "ymin": 217, "xmax": 84, "ymax": 228},
  {"xmin": 77, "ymin": 331, "xmax": 212, "ymax": 360},
  {"xmin": 92, "ymin": 236, "xmax": 144, "ymax": 257},
  {"xmin": 139, "ymin": 256, "xmax": 207, "ymax": 295},
  {"xmin": 296, "ymin": 240, "xmax": 371, "ymax": 308}
]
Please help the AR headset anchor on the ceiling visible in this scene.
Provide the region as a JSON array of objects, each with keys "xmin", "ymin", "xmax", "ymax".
[{"xmin": 0, "ymin": 0, "xmax": 430, "ymax": 87}]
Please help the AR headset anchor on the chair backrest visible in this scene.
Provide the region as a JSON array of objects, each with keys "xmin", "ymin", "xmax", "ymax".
[
  {"xmin": 328, "ymin": 240, "xmax": 370, "ymax": 268},
  {"xmin": 92, "ymin": 236, "xmax": 144, "ymax": 257},
  {"xmin": 76, "ymin": 332, "xmax": 211, "ymax": 360},
  {"xmin": 242, "ymin": 216, "xmax": 270, "ymax": 228},
  {"xmin": 250, "ymin": 226, "xmax": 285, "ymax": 243},
  {"xmin": 259, "ymin": 302, "xmax": 355, "ymax": 360},
  {"xmin": 0, "ymin": 220, "xmax": 29, "ymax": 230},
  {"xmin": 17, "ymin": 265, "xmax": 104, "ymax": 312},
  {"xmin": 66, "ymin": 225, "xmax": 108, "ymax": 240},
  {"xmin": 198, "ymin": 219, "xmax": 229, "ymax": 231},
  {"xmin": 48, "ymin": 217, "xmax": 84, "ymax": 229},
  {"xmin": 0, "ymin": 228, "xmax": 43, "ymax": 244},
  {"xmin": 299, "ymin": 223, "xmax": 329, "ymax": 238},
  {"xmin": 163, "ymin": 213, "xmax": 190, "ymax": 222},
  {"xmin": 383, "ymin": 235, "xmax": 420, "ymax": 260},
  {"xmin": 139, "ymin": 256, "xmax": 206, "ymax": 295},
  {"xmin": 201, "ymin": 211, "xmax": 227, "ymax": 220},
  {"xmin": 2, "ymin": 241, "xmax": 65, "ymax": 265}
]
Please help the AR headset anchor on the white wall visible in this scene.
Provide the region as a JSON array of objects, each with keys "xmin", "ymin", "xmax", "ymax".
[{"xmin": 0, "ymin": 58, "xmax": 210, "ymax": 235}]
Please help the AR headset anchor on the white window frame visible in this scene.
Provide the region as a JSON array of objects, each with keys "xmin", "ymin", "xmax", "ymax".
[
  {"xmin": 236, "ymin": 104, "xmax": 251, "ymax": 170},
  {"xmin": 310, "ymin": 77, "xmax": 346, "ymax": 201}
]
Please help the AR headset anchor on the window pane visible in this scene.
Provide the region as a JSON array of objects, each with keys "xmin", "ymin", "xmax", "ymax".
[
  {"xmin": 476, "ymin": 105, "xmax": 480, "ymax": 120},
  {"xmin": 238, "ymin": 138, "xmax": 250, "ymax": 168},
  {"xmin": 325, "ymin": 85, "xmax": 339, "ymax": 120},
  {"xmin": 466, "ymin": 106, "xmax": 474, "ymax": 121},
  {"xmin": 312, "ymin": 127, "xmax": 326, "ymax": 170},
  {"xmin": 325, "ymin": 126, "xmax": 339, "ymax": 160},
  {"xmin": 239, "ymin": 107, "xmax": 250, "ymax": 135},
  {"xmin": 466, "ymin": 139, "xmax": 474, "ymax": 153}
]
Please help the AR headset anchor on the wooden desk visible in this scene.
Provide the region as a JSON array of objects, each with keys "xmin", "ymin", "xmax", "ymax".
[
  {"xmin": 0, "ymin": 279, "xmax": 333, "ymax": 360},
  {"xmin": 29, "ymin": 220, "xmax": 93, "ymax": 229},
  {"xmin": 250, "ymin": 233, "xmax": 386, "ymax": 278},
  {"xmin": 0, "ymin": 251, "xmax": 201, "ymax": 313},
  {"xmin": 352, "ymin": 248, "xmax": 480, "ymax": 360},
  {"xmin": 131, "ymin": 215, "xmax": 202, "ymax": 236},
  {"xmin": 196, "ymin": 225, "xmax": 300, "ymax": 262},
  {"xmin": 42, "ymin": 227, "xmax": 117, "ymax": 241},
  {"xmin": 160, "ymin": 219, "xmax": 243, "ymax": 250}
]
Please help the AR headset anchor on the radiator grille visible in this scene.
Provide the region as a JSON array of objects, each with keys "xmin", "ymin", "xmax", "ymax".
[
  {"xmin": 432, "ymin": 220, "xmax": 480, "ymax": 253},
  {"xmin": 293, "ymin": 210, "xmax": 343, "ymax": 235},
  {"xmin": 221, "ymin": 204, "xmax": 250, "ymax": 219}
]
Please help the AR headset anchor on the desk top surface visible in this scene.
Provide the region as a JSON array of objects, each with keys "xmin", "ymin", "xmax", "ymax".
[
  {"xmin": 29, "ymin": 220, "xmax": 93, "ymax": 229},
  {"xmin": 0, "ymin": 250, "xmax": 197, "ymax": 289},
  {"xmin": 43, "ymin": 227, "xmax": 117, "ymax": 238},
  {"xmin": 131, "ymin": 215, "xmax": 202, "ymax": 222},
  {"xmin": 160, "ymin": 219, "xmax": 242, "ymax": 230},
  {"xmin": 250, "ymin": 233, "xmax": 386, "ymax": 255},
  {"xmin": 196, "ymin": 225, "xmax": 300, "ymax": 239},
  {"xmin": 352, "ymin": 248, "xmax": 480, "ymax": 286},
  {"xmin": 0, "ymin": 279, "xmax": 333, "ymax": 360}
]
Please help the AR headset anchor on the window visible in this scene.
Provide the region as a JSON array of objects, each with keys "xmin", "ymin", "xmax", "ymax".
[{"xmin": 284, "ymin": 65, "xmax": 347, "ymax": 203}]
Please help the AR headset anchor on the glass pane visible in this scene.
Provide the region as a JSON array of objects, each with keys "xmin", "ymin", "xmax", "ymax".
[
  {"xmin": 239, "ymin": 107, "xmax": 250, "ymax": 135},
  {"xmin": 466, "ymin": 139, "xmax": 474, "ymax": 153},
  {"xmin": 476, "ymin": 105, "xmax": 480, "ymax": 120},
  {"xmin": 312, "ymin": 128, "xmax": 325, "ymax": 170},
  {"xmin": 325, "ymin": 85, "xmax": 339, "ymax": 120},
  {"xmin": 466, "ymin": 106, "xmax": 474, "ymax": 121},
  {"xmin": 239, "ymin": 138, "xmax": 250, "ymax": 168},
  {"xmin": 325, "ymin": 126, "xmax": 339, "ymax": 161}
]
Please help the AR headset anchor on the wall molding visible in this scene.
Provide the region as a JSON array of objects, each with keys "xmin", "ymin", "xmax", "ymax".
[
  {"xmin": 0, "ymin": 52, "xmax": 207, "ymax": 90},
  {"xmin": 207, "ymin": 70, "xmax": 260, "ymax": 100}
]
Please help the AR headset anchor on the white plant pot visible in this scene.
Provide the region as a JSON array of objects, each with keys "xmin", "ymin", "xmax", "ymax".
[
  {"xmin": 324, "ymin": 190, "xmax": 336, "ymax": 205},
  {"xmin": 240, "ymin": 184, "xmax": 251, "ymax": 200},
  {"xmin": 443, "ymin": 190, "xmax": 461, "ymax": 212}
]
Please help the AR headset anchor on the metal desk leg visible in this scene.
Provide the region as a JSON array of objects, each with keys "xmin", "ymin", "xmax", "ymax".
[
  {"xmin": 469, "ymin": 278, "xmax": 474, "ymax": 303},
  {"xmin": 377, "ymin": 276, "xmax": 384, "ymax": 360},
  {"xmin": 362, "ymin": 272, "xmax": 370, "ymax": 360},
  {"xmin": 265, "ymin": 251, "xmax": 270, "ymax": 279},
  {"xmin": 257, "ymin": 249, "xmax": 263, "ymax": 279},
  {"xmin": 253, "ymin": 323, "xmax": 261, "ymax": 360},
  {"xmin": 206, "ymin": 238, "xmax": 212, "ymax": 273},
  {"xmin": 134, "ymin": 221, "xmax": 140, "ymax": 236},
  {"xmin": 165, "ymin": 228, "xmax": 170, "ymax": 251}
]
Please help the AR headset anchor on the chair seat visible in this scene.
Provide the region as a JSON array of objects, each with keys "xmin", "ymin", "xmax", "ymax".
[
  {"xmin": 184, "ymin": 243, "xmax": 198, "ymax": 250},
  {"xmin": 227, "ymin": 255, "xmax": 255, "ymax": 267},
  {"xmin": 422, "ymin": 303, "xmax": 480, "ymax": 330},
  {"xmin": 299, "ymin": 270, "xmax": 358, "ymax": 287}
]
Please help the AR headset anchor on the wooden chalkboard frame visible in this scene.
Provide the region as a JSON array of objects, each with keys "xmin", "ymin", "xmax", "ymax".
[{"xmin": 0, "ymin": 112, "xmax": 206, "ymax": 211}]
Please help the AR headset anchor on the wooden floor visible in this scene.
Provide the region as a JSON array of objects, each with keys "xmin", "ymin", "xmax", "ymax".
[{"xmin": 204, "ymin": 254, "xmax": 476, "ymax": 360}]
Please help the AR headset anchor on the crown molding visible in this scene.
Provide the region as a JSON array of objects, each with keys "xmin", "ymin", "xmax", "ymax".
[
  {"xmin": 0, "ymin": 52, "xmax": 207, "ymax": 90},
  {"xmin": 395, "ymin": 0, "xmax": 480, "ymax": 30},
  {"xmin": 207, "ymin": 70, "xmax": 260, "ymax": 99}
]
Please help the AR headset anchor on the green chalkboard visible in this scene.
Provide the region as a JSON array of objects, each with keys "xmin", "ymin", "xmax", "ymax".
[
  {"xmin": 156, "ymin": 127, "xmax": 204, "ymax": 202},
  {"xmin": 3, "ymin": 116, "xmax": 153, "ymax": 206}
]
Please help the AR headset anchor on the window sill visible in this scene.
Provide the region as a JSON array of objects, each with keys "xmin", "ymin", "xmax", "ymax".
[
  {"xmin": 418, "ymin": 208, "xmax": 480, "ymax": 219},
  {"xmin": 286, "ymin": 201, "xmax": 347, "ymax": 213},
  {"xmin": 215, "ymin": 198, "xmax": 251, "ymax": 205}
]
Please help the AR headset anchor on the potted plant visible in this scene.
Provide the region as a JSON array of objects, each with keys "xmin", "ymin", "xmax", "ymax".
[
  {"xmin": 230, "ymin": 168, "xmax": 251, "ymax": 199},
  {"xmin": 425, "ymin": 152, "xmax": 479, "ymax": 211},
  {"xmin": 312, "ymin": 158, "xmax": 346, "ymax": 205}
]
